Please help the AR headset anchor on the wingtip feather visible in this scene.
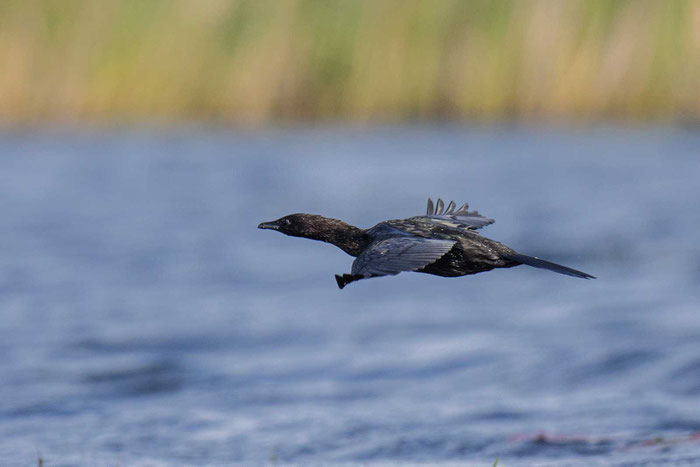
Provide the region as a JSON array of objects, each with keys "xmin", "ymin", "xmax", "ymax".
[
  {"xmin": 424, "ymin": 197, "xmax": 493, "ymax": 230},
  {"xmin": 435, "ymin": 198, "xmax": 445, "ymax": 215},
  {"xmin": 455, "ymin": 202, "xmax": 470, "ymax": 215}
]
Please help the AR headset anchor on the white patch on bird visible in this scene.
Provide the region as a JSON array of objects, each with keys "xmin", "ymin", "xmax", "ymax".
[{"xmin": 434, "ymin": 219, "xmax": 461, "ymax": 228}]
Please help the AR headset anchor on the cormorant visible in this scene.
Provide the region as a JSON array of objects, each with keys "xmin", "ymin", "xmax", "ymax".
[{"xmin": 258, "ymin": 198, "xmax": 595, "ymax": 289}]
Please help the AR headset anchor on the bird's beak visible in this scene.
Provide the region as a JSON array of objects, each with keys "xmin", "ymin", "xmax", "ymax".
[{"xmin": 258, "ymin": 221, "xmax": 280, "ymax": 231}]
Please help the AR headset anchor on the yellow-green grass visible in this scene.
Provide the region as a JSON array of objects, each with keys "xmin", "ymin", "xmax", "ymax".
[{"xmin": 0, "ymin": 0, "xmax": 698, "ymax": 125}]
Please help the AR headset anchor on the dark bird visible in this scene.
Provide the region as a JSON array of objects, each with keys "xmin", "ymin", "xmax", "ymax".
[{"xmin": 258, "ymin": 198, "xmax": 595, "ymax": 289}]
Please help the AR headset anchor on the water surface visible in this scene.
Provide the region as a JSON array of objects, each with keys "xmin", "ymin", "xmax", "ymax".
[{"xmin": 1, "ymin": 125, "xmax": 699, "ymax": 465}]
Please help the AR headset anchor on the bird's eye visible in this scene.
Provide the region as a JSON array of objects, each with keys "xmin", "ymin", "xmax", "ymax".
[{"xmin": 283, "ymin": 219, "xmax": 291, "ymax": 226}]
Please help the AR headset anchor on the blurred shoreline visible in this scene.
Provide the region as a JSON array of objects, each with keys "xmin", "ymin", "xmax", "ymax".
[{"xmin": 0, "ymin": 0, "xmax": 698, "ymax": 125}]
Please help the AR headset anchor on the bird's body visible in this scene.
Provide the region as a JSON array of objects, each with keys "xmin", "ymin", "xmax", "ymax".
[{"xmin": 258, "ymin": 198, "xmax": 594, "ymax": 289}]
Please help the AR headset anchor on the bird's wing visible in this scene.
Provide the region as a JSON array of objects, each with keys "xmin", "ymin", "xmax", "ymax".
[
  {"xmin": 351, "ymin": 237, "xmax": 456, "ymax": 277},
  {"xmin": 423, "ymin": 197, "xmax": 494, "ymax": 230}
]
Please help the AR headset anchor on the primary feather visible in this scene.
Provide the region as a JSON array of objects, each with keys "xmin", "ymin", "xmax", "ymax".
[{"xmin": 421, "ymin": 197, "xmax": 495, "ymax": 230}]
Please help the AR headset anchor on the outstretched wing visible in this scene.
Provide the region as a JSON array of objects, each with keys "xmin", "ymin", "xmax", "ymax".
[
  {"xmin": 351, "ymin": 237, "xmax": 456, "ymax": 278},
  {"xmin": 424, "ymin": 197, "xmax": 494, "ymax": 230}
]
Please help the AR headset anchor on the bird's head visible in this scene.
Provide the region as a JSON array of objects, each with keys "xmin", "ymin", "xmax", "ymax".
[{"xmin": 257, "ymin": 213, "xmax": 325, "ymax": 239}]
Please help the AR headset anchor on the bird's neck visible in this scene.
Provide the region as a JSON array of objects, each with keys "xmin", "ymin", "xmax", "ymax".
[{"xmin": 305, "ymin": 217, "xmax": 370, "ymax": 257}]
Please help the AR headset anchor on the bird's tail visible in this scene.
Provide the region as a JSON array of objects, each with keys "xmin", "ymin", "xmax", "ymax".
[{"xmin": 506, "ymin": 253, "xmax": 595, "ymax": 279}]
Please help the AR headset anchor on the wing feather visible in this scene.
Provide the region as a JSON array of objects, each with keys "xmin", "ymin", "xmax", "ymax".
[
  {"xmin": 426, "ymin": 198, "xmax": 435, "ymax": 216},
  {"xmin": 351, "ymin": 237, "xmax": 456, "ymax": 278},
  {"xmin": 420, "ymin": 197, "xmax": 495, "ymax": 230},
  {"xmin": 435, "ymin": 199, "xmax": 445, "ymax": 215}
]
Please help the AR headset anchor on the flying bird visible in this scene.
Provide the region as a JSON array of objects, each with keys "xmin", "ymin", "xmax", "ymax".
[{"xmin": 258, "ymin": 198, "xmax": 595, "ymax": 289}]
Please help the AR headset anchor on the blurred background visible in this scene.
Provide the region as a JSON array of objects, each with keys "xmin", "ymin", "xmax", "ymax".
[
  {"xmin": 1, "ymin": 1, "xmax": 700, "ymax": 466},
  {"xmin": 1, "ymin": 0, "xmax": 699, "ymax": 124}
]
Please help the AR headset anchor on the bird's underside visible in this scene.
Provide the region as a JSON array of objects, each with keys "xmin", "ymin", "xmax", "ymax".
[{"xmin": 335, "ymin": 198, "xmax": 594, "ymax": 289}]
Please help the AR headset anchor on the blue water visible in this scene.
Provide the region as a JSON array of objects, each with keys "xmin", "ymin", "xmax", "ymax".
[{"xmin": 1, "ymin": 125, "xmax": 699, "ymax": 466}]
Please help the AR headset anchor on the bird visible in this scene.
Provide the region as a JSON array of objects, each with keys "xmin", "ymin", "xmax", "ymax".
[{"xmin": 258, "ymin": 198, "xmax": 595, "ymax": 289}]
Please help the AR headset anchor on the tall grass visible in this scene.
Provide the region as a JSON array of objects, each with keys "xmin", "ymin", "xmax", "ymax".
[{"xmin": 0, "ymin": 0, "xmax": 698, "ymax": 124}]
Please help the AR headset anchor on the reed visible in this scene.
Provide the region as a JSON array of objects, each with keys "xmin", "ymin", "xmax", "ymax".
[{"xmin": 0, "ymin": 0, "xmax": 698, "ymax": 124}]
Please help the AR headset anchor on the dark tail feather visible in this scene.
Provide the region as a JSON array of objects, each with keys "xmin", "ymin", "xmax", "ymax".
[
  {"xmin": 335, "ymin": 274, "xmax": 364, "ymax": 289},
  {"xmin": 507, "ymin": 253, "xmax": 595, "ymax": 279}
]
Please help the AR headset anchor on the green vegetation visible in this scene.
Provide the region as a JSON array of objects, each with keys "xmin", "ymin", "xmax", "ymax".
[{"xmin": 0, "ymin": 0, "xmax": 698, "ymax": 124}]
